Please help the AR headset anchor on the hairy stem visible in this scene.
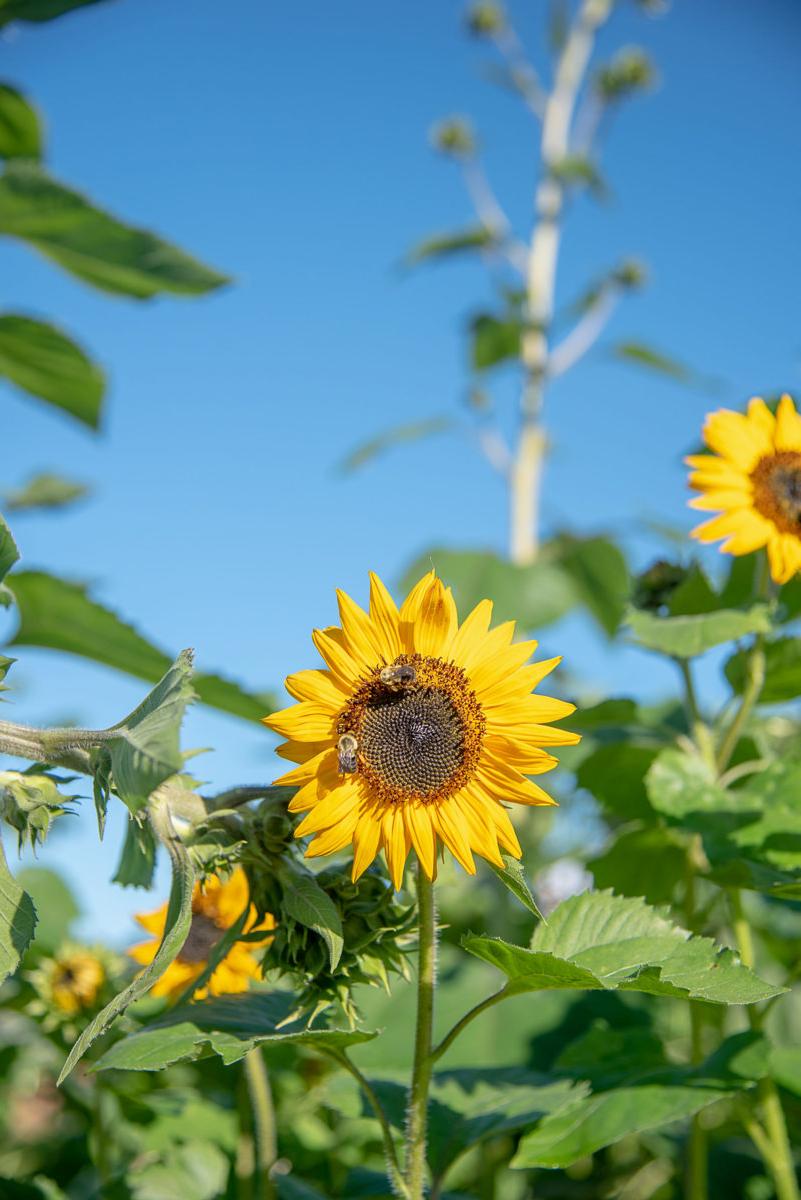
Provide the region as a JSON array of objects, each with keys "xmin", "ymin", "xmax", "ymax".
[
  {"xmin": 243, "ymin": 1048, "xmax": 277, "ymax": 1200},
  {"xmin": 0, "ymin": 718, "xmax": 96, "ymax": 774},
  {"xmin": 685, "ymin": 856, "xmax": 708, "ymax": 1200},
  {"xmin": 431, "ymin": 986, "xmax": 509, "ymax": 1064},
  {"xmin": 405, "ymin": 868, "xmax": 437, "ymax": 1199}
]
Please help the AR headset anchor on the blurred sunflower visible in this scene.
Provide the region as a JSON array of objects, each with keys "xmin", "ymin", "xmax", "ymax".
[
  {"xmin": 688, "ymin": 394, "xmax": 801, "ymax": 584},
  {"xmin": 130, "ymin": 868, "xmax": 274, "ymax": 1002},
  {"xmin": 264, "ymin": 571, "xmax": 578, "ymax": 889},
  {"xmin": 32, "ymin": 945, "xmax": 105, "ymax": 1016}
]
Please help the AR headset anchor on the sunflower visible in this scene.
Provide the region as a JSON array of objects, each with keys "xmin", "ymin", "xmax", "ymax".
[
  {"xmin": 263, "ymin": 571, "xmax": 578, "ymax": 889},
  {"xmin": 688, "ymin": 394, "xmax": 801, "ymax": 584},
  {"xmin": 38, "ymin": 946, "xmax": 105, "ymax": 1015},
  {"xmin": 130, "ymin": 868, "xmax": 275, "ymax": 1002}
]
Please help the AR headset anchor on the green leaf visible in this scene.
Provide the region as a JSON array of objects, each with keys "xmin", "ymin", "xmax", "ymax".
[
  {"xmin": 8, "ymin": 571, "xmax": 273, "ymax": 722},
  {"xmin": 588, "ymin": 826, "xmax": 688, "ymax": 905},
  {"xmin": 127, "ymin": 1140, "xmax": 229, "ymax": 1200},
  {"xmin": 0, "ymin": 162, "xmax": 229, "ymax": 298},
  {"xmin": 404, "ymin": 225, "xmax": 496, "ymax": 267},
  {"xmin": 339, "ymin": 417, "xmax": 452, "ymax": 474},
  {"xmin": 667, "ymin": 564, "xmax": 721, "ymax": 616},
  {"xmin": 369, "ymin": 1070, "xmax": 582, "ymax": 1184},
  {"xmin": 610, "ymin": 340, "xmax": 720, "ymax": 393},
  {"xmin": 58, "ymin": 813, "xmax": 195, "ymax": 1083},
  {"xmin": 15, "ymin": 866, "xmax": 78, "ymax": 952},
  {"xmin": 576, "ymin": 743, "xmax": 658, "ymax": 821},
  {"xmin": 626, "ymin": 603, "xmax": 771, "ymax": 658},
  {"xmin": 555, "ymin": 535, "xmax": 629, "ymax": 636},
  {"xmin": 0, "ymin": 832, "xmax": 36, "ymax": 984},
  {"xmin": 0, "ymin": 0, "xmax": 107, "ymax": 25},
  {"xmin": 470, "ymin": 313, "xmax": 522, "ymax": 370},
  {"xmin": 726, "ymin": 637, "xmax": 801, "ymax": 703},
  {"xmin": 112, "ymin": 816, "xmax": 157, "ymax": 888},
  {"xmin": 488, "ymin": 854, "xmax": 544, "ymax": 920},
  {"xmin": 769, "ymin": 1046, "xmax": 801, "ymax": 1098},
  {"xmin": 0, "ymin": 314, "xmax": 104, "ymax": 428},
  {"xmin": 94, "ymin": 991, "xmax": 377, "ymax": 1072},
  {"xmin": 4, "ymin": 472, "xmax": 89, "ymax": 512},
  {"xmin": 0, "ymin": 511, "xmax": 20, "ymax": 586},
  {"xmin": 463, "ymin": 890, "xmax": 782, "ymax": 1005},
  {"xmin": 401, "ymin": 548, "xmax": 576, "ymax": 632},
  {"xmin": 280, "ymin": 866, "xmax": 344, "ymax": 971},
  {"xmin": 646, "ymin": 749, "xmax": 731, "ymax": 822},
  {"xmin": 98, "ymin": 651, "xmax": 194, "ymax": 814},
  {"xmin": 0, "ymin": 84, "xmax": 42, "ymax": 160}
]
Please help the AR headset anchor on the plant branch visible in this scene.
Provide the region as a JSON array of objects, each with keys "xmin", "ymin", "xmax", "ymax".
[
  {"xmin": 716, "ymin": 634, "xmax": 765, "ymax": 774},
  {"xmin": 325, "ymin": 1049, "xmax": 409, "ymax": 1199},
  {"xmin": 0, "ymin": 718, "xmax": 97, "ymax": 774},
  {"xmin": 547, "ymin": 285, "xmax": 620, "ymax": 377},
  {"xmin": 430, "ymin": 985, "xmax": 509, "ymax": 1064}
]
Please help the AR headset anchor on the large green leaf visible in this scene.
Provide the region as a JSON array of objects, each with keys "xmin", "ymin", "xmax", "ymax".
[
  {"xmin": 404, "ymin": 225, "xmax": 496, "ymax": 267},
  {"xmin": 725, "ymin": 636, "xmax": 801, "ymax": 703},
  {"xmin": 0, "ymin": 85, "xmax": 42, "ymax": 160},
  {"xmin": 463, "ymin": 890, "xmax": 782, "ymax": 1005},
  {"xmin": 339, "ymin": 417, "xmax": 452, "ymax": 474},
  {"xmin": 0, "ymin": 163, "xmax": 229, "ymax": 298},
  {"xmin": 4, "ymin": 473, "xmax": 89, "ymax": 512},
  {"xmin": 401, "ymin": 548, "xmax": 576, "ymax": 632},
  {"xmin": 0, "ymin": 832, "xmax": 36, "ymax": 984},
  {"xmin": 0, "ymin": 314, "xmax": 104, "ymax": 427},
  {"xmin": 8, "ymin": 571, "xmax": 274, "ymax": 721},
  {"xmin": 0, "ymin": 0, "xmax": 107, "ymax": 25},
  {"xmin": 368, "ymin": 1070, "xmax": 582, "ymax": 1184},
  {"xmin": 555, "ymin": 535, "xmax": 629, "ymax": 636},
  {"xmin": 576, "ymin": 742, "xmax": 658, "ymax": 821},
  {"xmin": 279, "ymin": 865, "xmax": 343, "ymax": 971},
  {"xmin": 58, "ymin": 814, "xmax": 195, "ymax": 1083},
  {"xmin": 626, "ymin": 604, "xmax": 771, "ymax": 658},
  {"xmin": 95, "ymin": 990, "xmax": 377, "ymax": 1072},
  {"xmin": 589, "ymin": 826, "xmax": 687, "ymax": 905}
]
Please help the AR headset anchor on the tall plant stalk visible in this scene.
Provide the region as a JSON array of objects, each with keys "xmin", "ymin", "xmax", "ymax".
[{"xmin": 404, "ymin": 868, "xmax": 437, "ymax": 1199}]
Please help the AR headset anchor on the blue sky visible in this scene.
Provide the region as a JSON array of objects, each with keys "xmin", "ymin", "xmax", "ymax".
[{"xmin": 2, "ymin": 0, "xmax": 800, "ymax": 938}]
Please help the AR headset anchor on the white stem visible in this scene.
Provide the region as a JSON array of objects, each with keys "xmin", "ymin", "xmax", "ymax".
[{"xmin": 548, "ymin": 285, "xmax": 619, "ymax": 377}]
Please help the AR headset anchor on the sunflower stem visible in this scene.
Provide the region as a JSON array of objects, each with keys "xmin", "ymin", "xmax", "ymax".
[
  {"xmin": 716, "ymin": 633, "xmax": 765, "ymax": 774},
  {"xmin": 243, "ymin": 1047, "xmax": 277, "ymax": 1200},
  {"xmin": 685, "ymin": 848, "xmax": 708, "ymax": 1200},
  {"xmin": 405, "ymin": 866, "xmax": 437, "ymax": 1199}
]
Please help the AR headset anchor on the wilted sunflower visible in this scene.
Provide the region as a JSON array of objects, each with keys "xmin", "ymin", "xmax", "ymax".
[
  {"xmin": 688, "ymin": 394, "xmax": 801, "ymax": 584},
  {"xmin": 264, "ymin": 571, "xmax": 578, "ymax": 889},
  {"xmin": 130, "ymin": 868, "xmax": 275, "ymax": 1002}
]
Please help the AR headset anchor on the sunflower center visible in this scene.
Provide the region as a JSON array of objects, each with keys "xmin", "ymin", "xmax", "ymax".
[
  {"xmin": 752, "ymin": 451, "xmax": 801, "ymax": 532},
  {"xmin": 179, "ymin": 913, "xmax": 221, "ymax": 964},
  {"xmin": 338, "ymin": 654, "xmax": 486, "ymax": 804}
]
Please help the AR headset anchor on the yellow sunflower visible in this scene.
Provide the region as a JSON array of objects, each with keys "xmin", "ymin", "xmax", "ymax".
[
  {"xmin": 130, "ymin": 868, "xmax": 274, "ymax": 1002},
  {"xmin": 45, "ymin": 947, "xmax": 105, "ymax": 1016},
  {"xmin": 688, "ymin": 394, "xmax": 801, "ymax": 584},
  {"xmin": 263, "ymin": 571, "xmax": 578, "ymax": 889}
]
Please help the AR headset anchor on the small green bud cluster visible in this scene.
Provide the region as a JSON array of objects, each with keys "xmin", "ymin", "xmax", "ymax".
[
  {"xmin": 0, "ymin": 768, "xmax": 74, "ymax": 851},
  {"xmin": 633, "ymin": 560, "xmax": 688, "ymax": 613},
  {"xmin": 465, "ymin": 2, "xmax": 506, "ymax": 37},
  {"xmin": 430, "ymin": 117, "xmax": 476, "ymax": 159},
  {"xmin": 596, "ymin": 48, "xmax": 655, "ymax": 102}
]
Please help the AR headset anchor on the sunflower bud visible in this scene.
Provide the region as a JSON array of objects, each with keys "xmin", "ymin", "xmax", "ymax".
[
  {"xmin": 430, "ymin": 117, "xmax": 476, "ymax": 159},
  {"xmin": 633, "ymin": 560, "xmax": 688, "ymax": 613},
  {"xmin": 465, "ymin": 2, "xmax": 506, "ymax": 36}
]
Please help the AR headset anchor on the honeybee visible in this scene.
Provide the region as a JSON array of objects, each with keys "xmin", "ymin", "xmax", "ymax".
[
  {"xmin": 337, "ymin": 732, "xmax": 359, "ymax": 774},
  {"xmin": 379, "ymin": 663, "xmax": 417, "ymax": 690}
]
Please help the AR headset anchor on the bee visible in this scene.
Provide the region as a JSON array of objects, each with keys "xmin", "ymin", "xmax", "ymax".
[
  {"xmin": 337, "ymin": 732, "xmax": 359, "ymax": 774},
  {"xmin": 379, "ymin": 663, "xmax": 417, "ymax": 691}
]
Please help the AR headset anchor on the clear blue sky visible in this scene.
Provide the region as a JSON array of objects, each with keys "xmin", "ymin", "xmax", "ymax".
[{"xmin": 2, "ymin": 0, "xmax": 800, "ymax": 939}]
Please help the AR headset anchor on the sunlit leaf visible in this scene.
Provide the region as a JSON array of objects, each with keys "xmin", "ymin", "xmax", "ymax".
[
  {"xmin": 339, "ymin": 416, "xmax": 452, "ymax": 474},
  {"xmin": 488, "ymin": 854, "xmax": 544, "ymax": 921},
  {"xmin": 0, "ymin": 314, "xmax": 105, "ymax": 428},
  {"xmin": 8, "ymin": 571, "xmax": 274, "ymax": 721},
  {"xmin": 0, "ymin": 84, "xmax": 42, "ymax": 160},
  {"xmin": 626, "ymin": 604, "xmax": 771, "ymax": 658},
  {"xmin": 4, "ymin": 472, "xmax": 89, "ymax": 512},
  {"xmin": 95, "ymin": 991, "xmax": 377, "ymax": 1072},
  {"xmin": 0, "ymin": 163, "xmax": 229, "ymax": 298}
]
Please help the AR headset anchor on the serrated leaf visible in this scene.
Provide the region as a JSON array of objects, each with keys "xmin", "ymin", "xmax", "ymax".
[
  {"xmin": 281, "ymin": 866, "xmax": 344, "ymax": 971},
  {"xmin": 368, "ymin": 1070, "xmax": 582, "ymax": 1183},
  {"xmin": 5, "ymin": 472, "xmax": 89, "ymax": 512},
  {"xmin": 401, "ymin": 548, "xmax": 577, "ymax": 632},
  {"xmin": 0, "ymin": 0, "xmax": 107, "ymax": 25},
  {"xmin": 488, "ymin": 854, "xmax": 543, "ymax": 920},
  {"xmin": 463, "ymin": 890, "xmax": 782, "ymax": 1005},
  {"xmin": 94, "ymin": 991, "xmax": 377, "ymax": 1072},
  {"xmin": 112, "ymin": 816, "xmax": 157, "ymax": 888},
  {"xmin": 0, "ymin": 832, "xmax": 36, "ymax": 984},
  {"xmin": 626, "ymin": 603, "xmax": 771, "ymax": 658},
  {"xmin": 0, "ymin": 314, "xmax": 104, "ymax": 427},
  {"xmin": 58, "ymin": 816, "xmax": 195, "ymax": 1083},
  {"xmin": 0, "ymin": 162, "xmax": 229, "ymax": 298},
  {"xmin": 8, "ymin": 571, "xmax": 274, "ymax": 721},
  {"xmin": 339, "ymin": 416, "xmax": 452, "ymax": 474},
  {"xmin": 404, "ymin": 225, "xmax": 496, "ymax": 267},
  {"xmin": 0, "ymin": 84, "xmax": 42, "ymax": 160}
]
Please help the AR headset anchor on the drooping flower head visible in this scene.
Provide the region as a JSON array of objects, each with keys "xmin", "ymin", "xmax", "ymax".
[
  {"xmin": 27, "ymin": 942, "xmax": 124, "ymax": 1033},
  {"xmin": 263, "ymin": 571, "xmax": 578, "ymax": 889},
  {"xmin": 688, "ymin": 394, "xmax": 801, "ymax": 584},
  {"xmin": 130, "ymin": 868, "xmax": 274, "ymax": 1002}
]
